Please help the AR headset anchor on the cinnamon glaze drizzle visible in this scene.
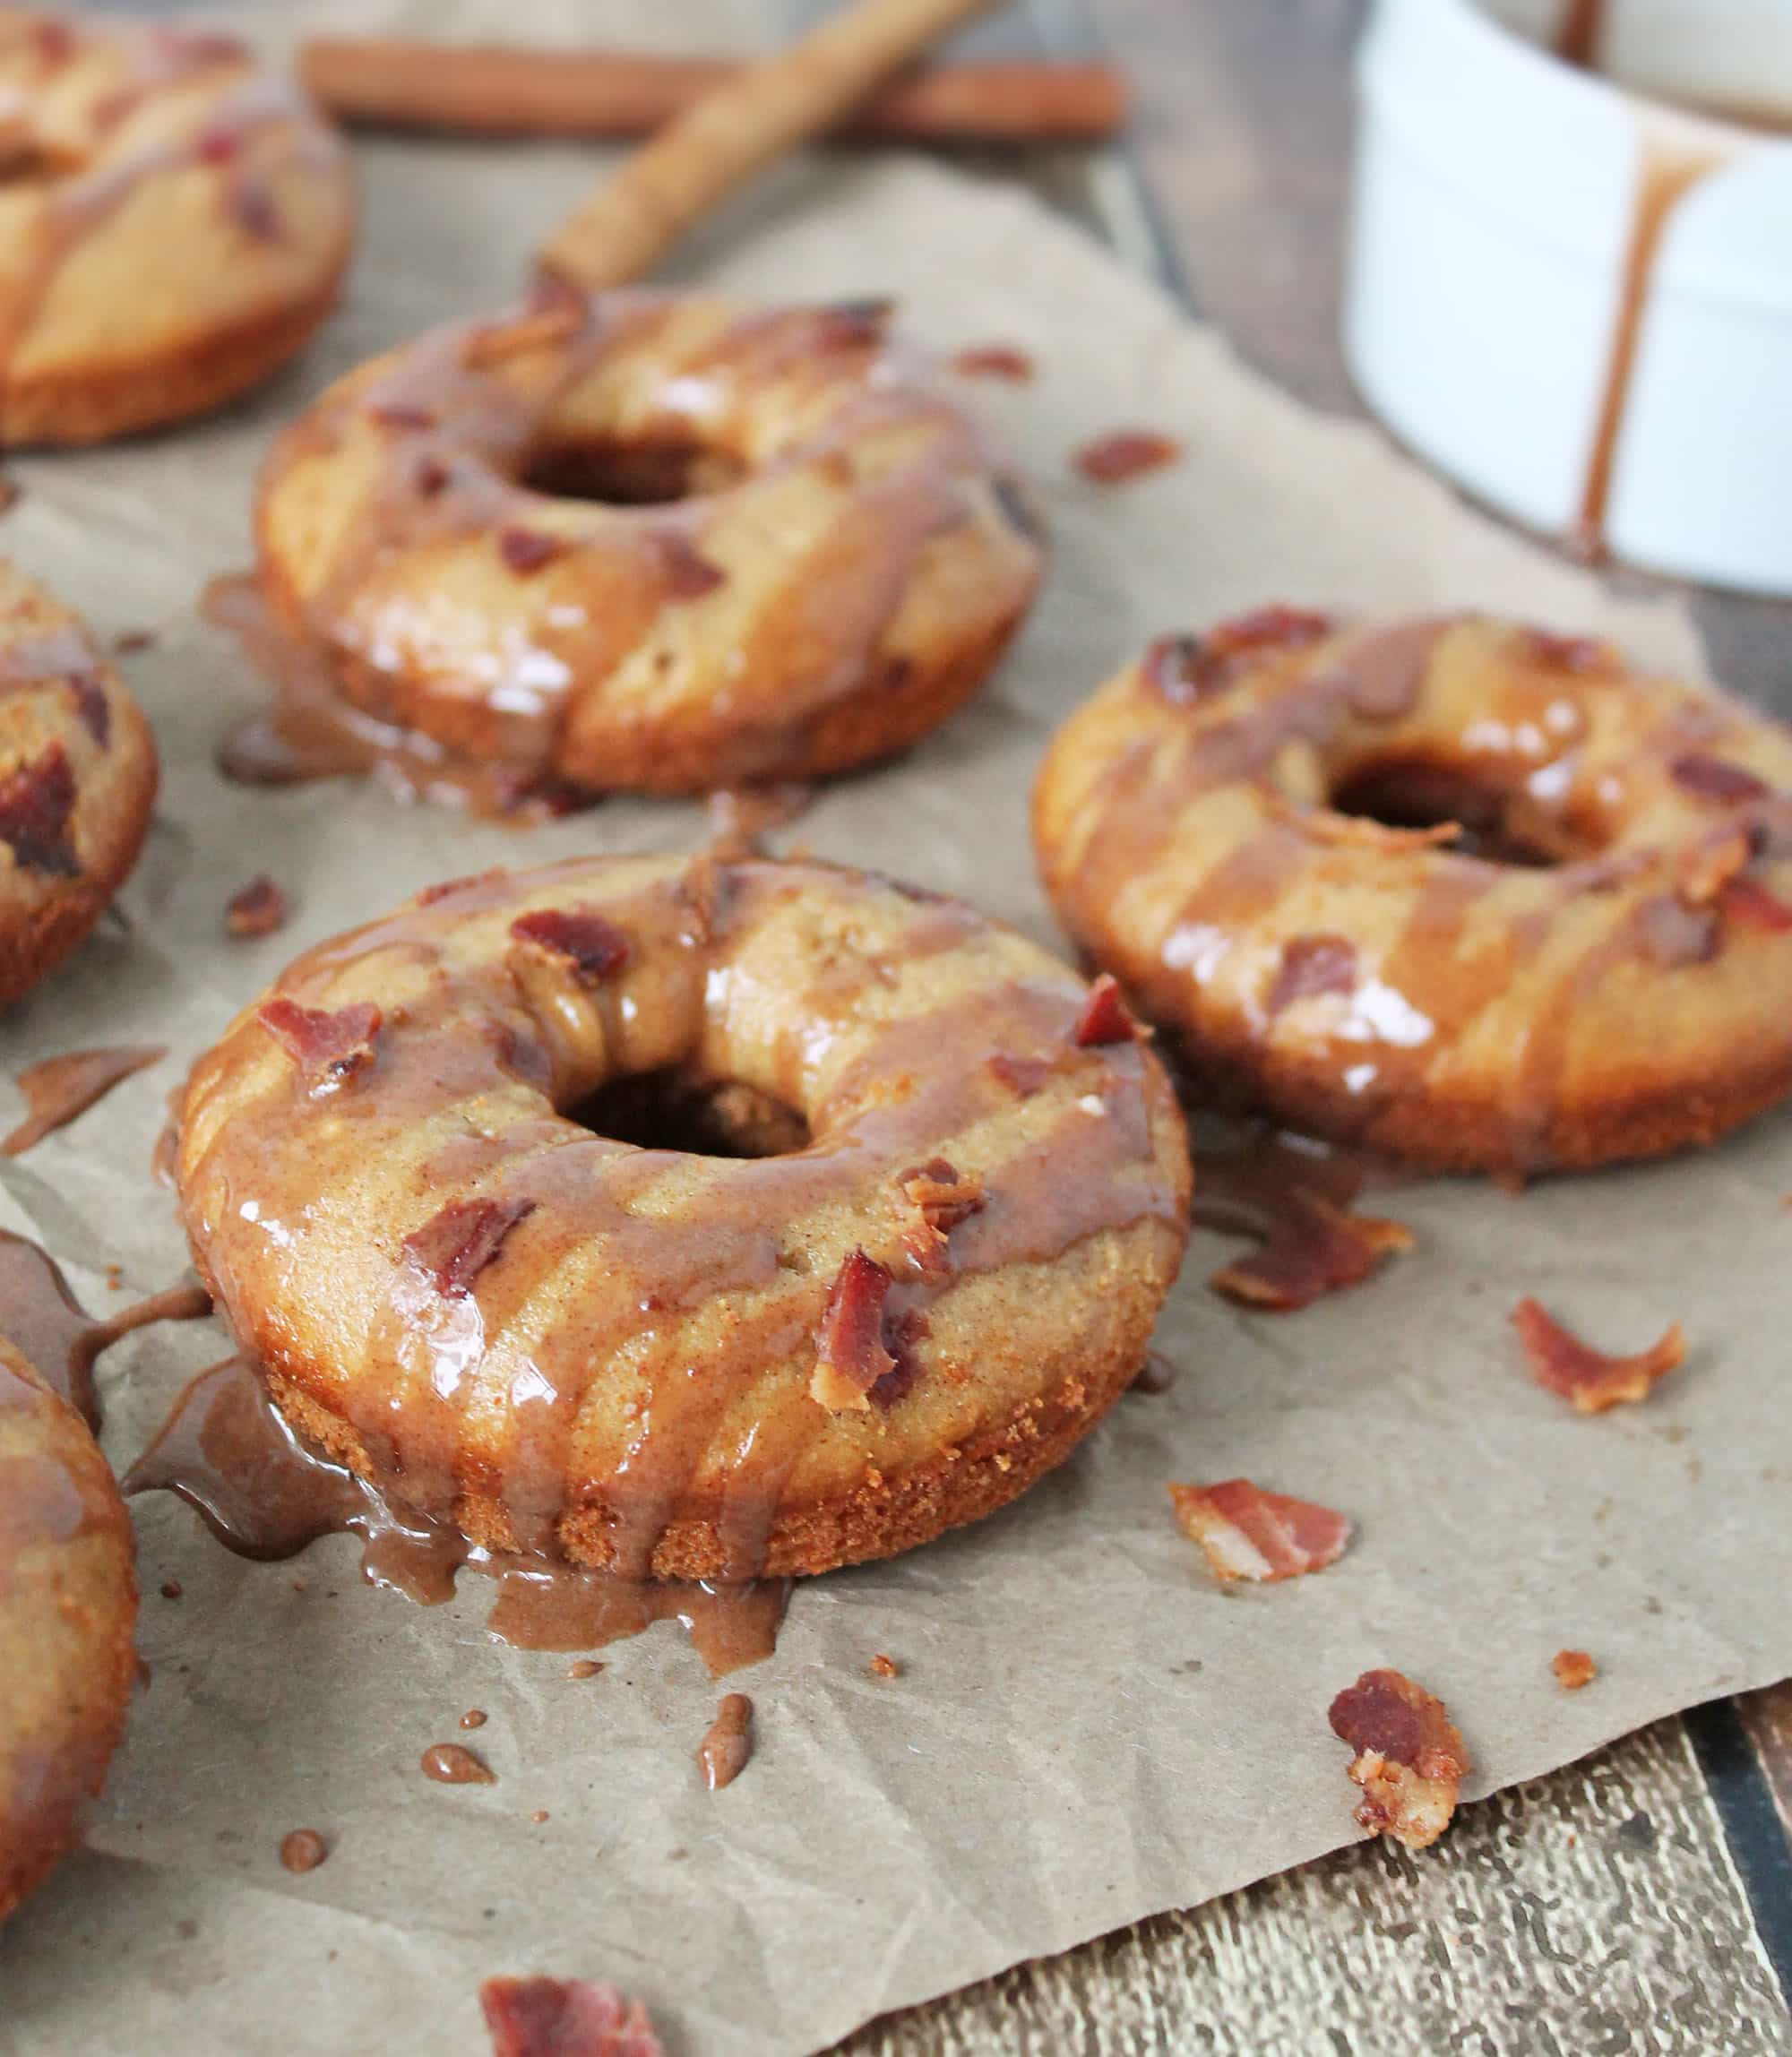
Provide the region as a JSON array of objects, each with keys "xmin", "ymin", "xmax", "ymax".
[
  {"xmin": 0, "ymin": 1228, "xmax": 210, "ymax": 1429},
  {"xmin": 3, "ymin": 1044, "xmax": 164, "ymax": 1157},
  {"xmin": 124, "ymin": 1352, "xmax": 789, "ymax": 1676}
]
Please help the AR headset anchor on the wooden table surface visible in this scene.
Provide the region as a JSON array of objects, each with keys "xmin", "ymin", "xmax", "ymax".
[{"xmin": 809, "ymin": 0, "xmax": 1792, "ymax": 2047}]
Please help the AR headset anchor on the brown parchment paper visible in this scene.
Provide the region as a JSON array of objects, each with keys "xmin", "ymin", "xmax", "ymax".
[{"xmin": 2, "ymin": 8, "xmax": 1789, "ymax": 2054}]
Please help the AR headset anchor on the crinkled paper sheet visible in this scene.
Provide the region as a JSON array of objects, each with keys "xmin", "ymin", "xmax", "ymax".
[{"xmin": 1, "ymin": 6, "xmax": 1788, "ymax": 2053}]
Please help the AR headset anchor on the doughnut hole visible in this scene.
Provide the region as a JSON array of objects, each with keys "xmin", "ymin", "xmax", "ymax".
[{"xmin": 570, "ymin": 1070, "xmax": 812, "ymax": 1158}]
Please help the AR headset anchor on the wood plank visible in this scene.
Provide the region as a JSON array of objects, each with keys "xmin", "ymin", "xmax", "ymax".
[{"xmin": 839, "ymin": 1718, "xmax": 1792, "ymax": 2053}]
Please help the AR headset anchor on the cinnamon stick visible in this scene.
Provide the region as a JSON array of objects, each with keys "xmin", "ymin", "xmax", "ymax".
[
  {"xmin": 299, "ymin": 40, "xmax": 1128, "ymax": 148},
  {"xmin": 538, "ymin": 0, "xmax": 1008, "ymax": 288}
]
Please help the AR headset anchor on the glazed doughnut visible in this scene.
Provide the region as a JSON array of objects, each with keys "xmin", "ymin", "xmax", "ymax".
[
  {"xmin": 171, "ymin": 854, "xmax": 1188, "ymax": 1579},
  {"xmin": 1034, "ymin": 608, "xmax": 1792, "ymax": 1175},
  {"xmin": 0, "ymin": 560, "xmax": 157, "ymax": 1007},
  {"xmin": 249, "ymin": 287, "xmax": 1043, "ymax": 798},
  {"xmin": 0, "ymin": 1339, "xmax": 136, "ymax": 1921},
  {"xmin": 0, "ymin": 10, "xmax": 352, "ymax": 446}
]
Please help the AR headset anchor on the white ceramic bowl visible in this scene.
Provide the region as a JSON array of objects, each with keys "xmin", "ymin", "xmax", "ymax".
[{"xmin": 1345, "ymin": 0, "xmax": 1792, "ymax": 595}]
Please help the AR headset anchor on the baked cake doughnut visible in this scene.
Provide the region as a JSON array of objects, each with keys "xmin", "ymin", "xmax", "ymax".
[
  {"xmin": 171, "ymin": 854, "xmax": 1188, "ymax": 1578},
  {"xmin": 0, "ymin": 1339, "xmax": 136, "ymax": 1921},
  {"xmin": 0, "ymin": 560, "xmax": 157, "ymax": 1006},
  {"xmin": 248, "ymin": 288, "xmax": 1043, "ymax": 798},
  {"xmin": 0, "ymin": 10, "xmax": 353, "ymax": 446},
  {"xmin": 1034, "ymin": 608, "xmax": 1792, "ymax": 1175}
]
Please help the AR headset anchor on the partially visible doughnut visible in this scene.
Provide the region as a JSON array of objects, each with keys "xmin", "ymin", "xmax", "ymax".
[
  {"xmin": 0, "ymin": 1338, "xmax": 136, "ymax": 1922},
  {"xmin": 0, "ymin": 559, "xmax": 157, "ymax": 1006},
  {"xmin": 250, "ymin": 288, "xmax": 1043, "ymax": 798},
  {"xmin": 1034, "ymin": 608, "xmax": 1792, "ymax": 1174},
  {"xmin": 0, "ymin": 10, "xmax": 353, "ymax": 445},
  {"xmin": 171, "ymin": 854, "xmax": 1189, "ymax": 1579}
]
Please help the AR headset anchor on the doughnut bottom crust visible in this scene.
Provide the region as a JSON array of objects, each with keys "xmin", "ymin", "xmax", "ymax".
[{"xmin": 0, "ymin": 273, "xmax": 345, "ymax": 449}]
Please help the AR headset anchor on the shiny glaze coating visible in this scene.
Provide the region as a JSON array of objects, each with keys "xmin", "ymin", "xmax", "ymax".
[
  {"xmin": 172, "ymin": 855, "xmax": 1189, "ymax": 1579},
  {"xmin": 0, "ymin": 10, "xmax": 353, "ymax": 444},
  {"xmin": 0, "ymin": 1339, "xmax": 136, "ymax": 1921},
  {"xmin": 0, "ymin": 560, "xmax": 156, "ymax": 1006},
  {"xmin": 251, "ymin": 288, "xmax": 1042, "ymax": 798},
  {"xmin": 1034, "ymin": 610, "xmax": 1792, "ymax": 1173}
]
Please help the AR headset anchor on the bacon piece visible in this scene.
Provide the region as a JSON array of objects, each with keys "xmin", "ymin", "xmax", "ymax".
[
  {"xmin": 480, "ymin": 1976, "xmax": 665, "ymax": 2057},
  {"xmin": 415, "ymin": 455, "xmax": 452, "ymax": 498},
  {"xmin": 1511, "ymin": 1297, "xmax": 1684, "ymax": 1413},
  {"xmin": 1329, "ymin": 1668, "xmax": 1470, "ymax": 1851},
  {"xmin": 869, "ymin": 1652, "xmax": 900, "ymax": 1679},
  {"xmin": 1073, "ymin": 974, "xmax": 1138, "ymax": 1048},
  {"xmin": 497, "ymin": 527, "xmax": 569, "ymax": 576},
  {"xmin": 257, "ymin": 998, "xmax": 382, "ymax": 1089},
  {"xmin": 1516, "ymin": 627, "xmax": 1615, "ymax": 675},
  {"xmin": 1719, "ymin": 875, "xmax": 1792, "ymax": 933},
  {"xmin": 1144, "ymin": 607, "xmax": 1336, "ymax": 709},
  {"xmin": 1266, "ymin": 934, "xmax": 1357, "ymax": 1015},
  {"xmin": 988, "ymin": 1052, "xmax": 1054, "ymax": 1098},
  {"xmin": 1210, "ymin": 1196, "xmax": 1411, "ymax": 1311},
  {"xmin": 509, "ymin": 908, "xmax": 630, "ymax": 984},
  {"xmin": 67, "ymin": 674, "xmax": 109, "ymax": 748},
  {"xmin": 113, "ymin": 630, "xmax": 154, "ymax": 655},
  {"xmin": 1669, "ymin": 753, "xmax": 1770, "ymax": 805},
  {"xmin": 1677, "ymin": 826, "xmax": 1753, "ymax": 907},
  {"xmin": 896, "ymin": 1158, "xmax": 984, "ymax": 1280},
  {"xmin": 950, "ymin": 343, "xmax": 1035, "ymax": 382},
  {"xmin": 226, "ymin": 874, "xmax": 288, "ymax": 939},
  {"xmin": 1073, "ymin": 429, "xmax": 1182, "ymax": 484},
  {"xmin": 1168, "ymin": 1478, "xmax": 1351, "ymax": 1583},
  {"xmin": 369, "ymin": 402, "xmax": 437, "ymax": 431},
  {"xmin": 1553, "ymin": 1648, "xmax": 1597, "ymax": 1691},
  {"xmin": 404, "ymin": 1196, "xmax": 536, "ymax": 1299},
  {"xmin": 810, "ymin": 1249, "xmax": 894, "ymax": 1413},
  {"xmin": 231, "ymin": 181, "xmax": 282, "ymax": 245},
  {"xmin": 659, "ymin": 535, "xmax": 727, "ymax": 598},
  {"xmin": 0, "ymin": 741, "xmax": 77, "ymax": 875}
]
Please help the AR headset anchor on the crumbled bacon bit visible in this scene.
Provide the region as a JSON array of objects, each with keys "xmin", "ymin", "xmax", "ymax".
[
  {"xmin": 869, "ymin": 1653, "xmax": 900, "ymax": 1679},
  {"xmin": 0, "ymin": 742, "xmax": 77, "ymax": 875},
  {"xmin": 1168, "ymin": 1479, "xmax": 1352, "ymax": 1583},
  {"xmin": 658, "ymin": 534, "xmax": 727, "ymax": 598},
  {"xmin": 1516, "ymin": 628, "xmax": 1614, "ymax": 674},
  {"xmin": 226, "ymin": 874, "xmax": 288, "ymax": 939},
  {"xmin": 1669, "ymin": 754, "xmax": 1770, "ymax": 805},
  {"xmin": 257, "ymin": 998, "xmax": 382, "ymax": 1088},
  {"xmin": 231, "ymin": 181, "xmax": 282, "ymax": 245},
  {"xmin": 811, "ymin": 1249, "xmax": 895, "ymax": 1413},
  {"xmin": 113, "ymin": 629, "xmax": 154, "ymax": 655},
  {"xmin": 1553, "ymin": 1648, "xmax": 1597, "ymax": 1691},
  {"xmin": 195, "ymin": 126, "xmax": 240, "ymax": 165},
  {"xmin": 988, "ymin": 1052, "xmax": 1054, "ymax": 1098},
  {"xmin": 416, "ymin": 455, "xmax": 452, "ymax": 498},
  {"xmin": 1511, "ymin": 1297, "xmax": 1685, "ymax": 1413},
  {"xmin": 1266, "ymin": 934, "xmax": 1357, "ymax": 1015},
  {"xmin": 1719, "ymin": 875, "xmax": 1792, "ymax": 932},
  {"xmin": 497, "ymin": 527, "xmax": 569, "ymax": 576},
  {"xmin": 1210, "ymin": 1195, "xmax": 1411, "ymax": 1311},
  {"xmin": 1073, "ymin": 974, "xmax": 1138, "ymax": 1048},
  {"xmin": 950, "ymin": 343, "xmax": 1034, "ymax": 382},
  {"xmin": 480, "ymin": 1976, "xmax": 665, "ymax": 2057},
  {"xmin": 1146, "ymin": 609, "xmax": 1334, "ymax": 705},
  {"xmin": 28, "ymin": 19, "xmax": 76, "ymax": 62},
  {"xmin": 403, "ymin": 1196, "xmax": 537, "ymax": 1299},
  {"xmin": 66, "ymin": 674, "xmax": 109, "ymax": 748},
  {"xmin": 1330, "ymin": 1670, "xmax": 1469, "ymax": 1850},
  {"xmin": 369, "ymin": 402, "xmax": 437, "ymax": 431},
  {"xmin": 279, "ymin": 1829, "xmax": 328, "ymax": 1874},
  {"xmin": 509, "ymin": 908, "xmax": 631, "ymax": 985},
  {"xmin": 1073, "ymin": 429, "xmax": 1183, "ymax": 484},
  {"xmin": 1677, "ymin": 826, "xmax": 1753, "ymax": 907},
  {"xmin": 898, "ymin": 1158, "xmax": 985, "ymax": 1235}
]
